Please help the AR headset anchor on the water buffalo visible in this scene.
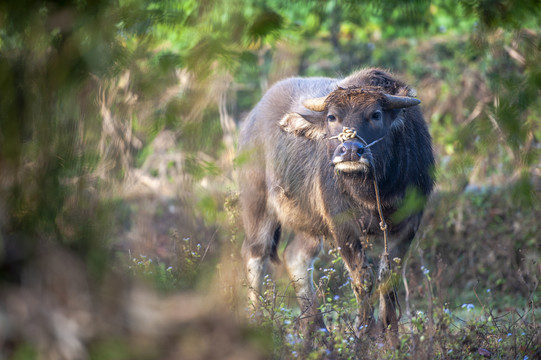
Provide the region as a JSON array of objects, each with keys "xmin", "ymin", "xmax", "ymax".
[{"xmin": 238, "ymin": 68, "xmax": 434, "ymax": 341}]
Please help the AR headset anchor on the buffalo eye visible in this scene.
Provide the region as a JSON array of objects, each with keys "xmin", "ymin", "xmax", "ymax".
[
  {"xmin": 327, "ymin": 114, "xmax": 337, "ymax": 122},
  {"xmin": 371, "ymin": 110, "xmax": 382, "ymax": 121}
]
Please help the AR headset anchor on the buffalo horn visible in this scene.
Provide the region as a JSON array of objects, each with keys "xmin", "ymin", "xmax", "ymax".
[
  {"xmin": 302, "ymin": 96, "xmax": 327, "ymax": 112},
  {"xmin": 383, "ymin": 94, "xmax": 421, "ymax": 109}
]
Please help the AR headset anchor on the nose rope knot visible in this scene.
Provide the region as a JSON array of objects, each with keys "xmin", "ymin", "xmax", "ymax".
[
  {"xmin": 329, "ymin": 127, "xmax": 385, "ymax": 148},
  {"xmin": 329, "ymin": 127, "xmax": 363, "ymax": 144}
]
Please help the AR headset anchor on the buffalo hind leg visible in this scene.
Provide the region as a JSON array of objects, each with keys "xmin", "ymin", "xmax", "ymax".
[
  {"xmin": 241, "ymin": 213, "xmax": 281, "ymax": 314},
  {"xmin": 283, "ymin": 233, "xmax": 326, "ymax": 344},
  {"xmin": 244, "ymin": 255, "xmax": 268, "ymax": 313}
]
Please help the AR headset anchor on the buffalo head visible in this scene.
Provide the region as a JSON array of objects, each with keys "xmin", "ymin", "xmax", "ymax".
[{"xmin": 280, "ymin": 88, "xmax": 420, "ymax": 176}]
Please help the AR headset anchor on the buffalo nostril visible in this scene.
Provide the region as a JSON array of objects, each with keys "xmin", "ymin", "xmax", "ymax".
[{"xmin": 340, "ymin": 146, "xmax": 347, "ymax": 155}]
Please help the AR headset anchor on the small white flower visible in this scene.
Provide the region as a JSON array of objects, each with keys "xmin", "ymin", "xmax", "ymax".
[{"xmin": 286, "ymin": 334, "xmax": 297, "ymax": 345}]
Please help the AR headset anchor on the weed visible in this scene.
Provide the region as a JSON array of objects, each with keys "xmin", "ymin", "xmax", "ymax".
[
  {"xmin": 240, "ymin": 247, "xmax": 540, "ymax": 360},
  {"xmin": 126, "ymin": 234, "xmax": 205, "ymax": 292}
]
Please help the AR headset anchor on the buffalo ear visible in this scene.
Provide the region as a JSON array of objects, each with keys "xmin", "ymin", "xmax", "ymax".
[{"xmin": 279, "ymin": 112, "xmax": 326, "ymax": 140}]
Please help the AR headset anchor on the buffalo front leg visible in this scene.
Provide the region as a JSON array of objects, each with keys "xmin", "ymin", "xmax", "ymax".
[
  {"xmin": 339, "ymin": 239, "xmax": 376, "ymax": 336},
  {"xmin": 376, "ymin": 220, "xmax": 419, "ymax": 344},
  {"xmin": 378, "ymin": 219, "xmax": 420, "ymax": 341},
  {"xmin": 283, "ymin": 233, "xmax": 326, "ymax": 340},
  {"xmin": 377, "ymin": 253, "xmax": 399, "ymax": 345}
]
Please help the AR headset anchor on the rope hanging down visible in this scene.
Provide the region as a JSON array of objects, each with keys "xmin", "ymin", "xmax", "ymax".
[{"xmin": 373, "ymin": 179, "xmax": 389, "ymax": 256}]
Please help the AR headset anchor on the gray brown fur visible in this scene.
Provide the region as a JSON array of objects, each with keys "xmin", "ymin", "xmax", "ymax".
[{"xmin": 238, "ymin": 68, "xmax": 434, "ymax": 343}]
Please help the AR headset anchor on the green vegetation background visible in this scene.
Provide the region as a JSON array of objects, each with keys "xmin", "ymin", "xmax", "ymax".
[{"xmin": 0, "ymin": 0, "xmax": 540, "ymax": 359}]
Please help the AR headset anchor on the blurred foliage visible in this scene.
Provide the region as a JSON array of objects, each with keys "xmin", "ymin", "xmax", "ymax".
[{"xmin": 0, "ymin": 0, "xmax": 540, "ymax": 358}]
